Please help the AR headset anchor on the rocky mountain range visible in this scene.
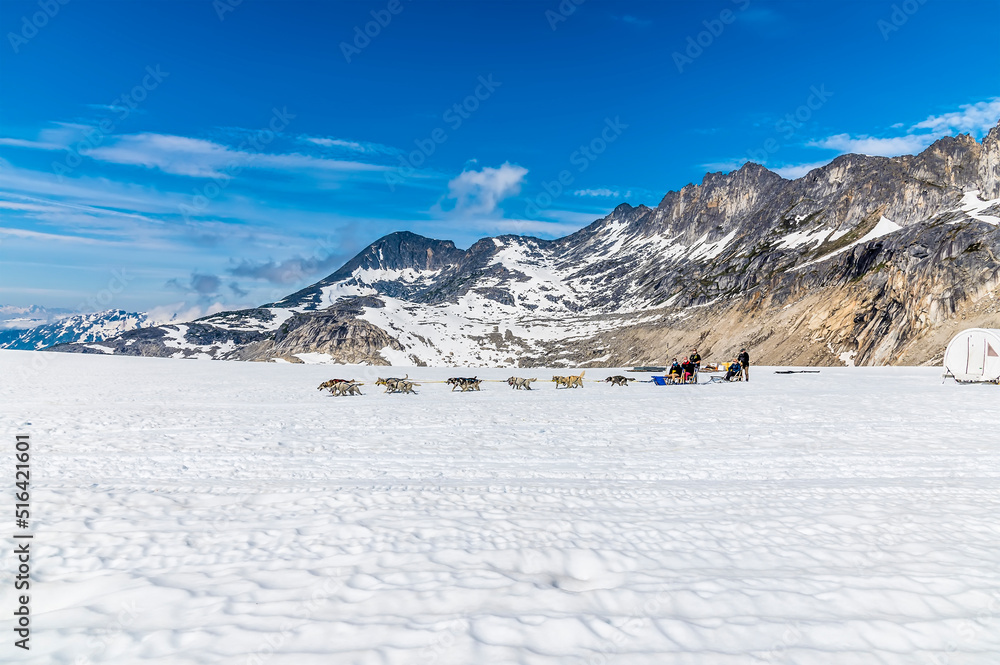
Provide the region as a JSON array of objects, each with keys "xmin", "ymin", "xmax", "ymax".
[
  {"xmin": 50, "ymin": 122, "xmax": 1000, "ymax": 367},
  {"xmin": 1, "ymin": 310, "xmax": 150, "ymax": 351}
]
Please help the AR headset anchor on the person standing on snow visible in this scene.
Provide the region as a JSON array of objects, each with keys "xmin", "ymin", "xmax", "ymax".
[
  {"xmin": 738, "ymin": 348, "xmax": 750, "ymax": 381},
  {"xmin": 689, "ymin": 348, "xmax": 701, "ymax": 381}
]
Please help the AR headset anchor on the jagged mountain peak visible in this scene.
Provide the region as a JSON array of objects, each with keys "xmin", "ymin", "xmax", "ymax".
[{"xmin": 53, "ymin": 122, "xmax": 1000, "ymax": 367}]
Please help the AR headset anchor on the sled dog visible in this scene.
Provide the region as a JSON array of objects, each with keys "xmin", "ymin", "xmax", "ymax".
[
  {"xmin": 507, "ymin": 377, "xmax": 537, "ymax": 390},
  {"xmin": 331, "ymin": 381, "xmax": 363, "ymax": 396},
  {"xmin": 447, "ymin": 377, "xmax": 481, "ymax": 392},
  {"xmin": 318, "ymin": 378, "xmax": 354, "ymax": 391},
  {"xmin": 375, "ymin": 375, "xmax": 408, "ymax": 393},
  {"xmin": 393, "ymin": 380, "xmax": 419, "ymax": 394},
  {"xmin": 552, "ymin": 370, "xmax": 585, "ymax": 389},
  {"xmin": 605, "ymin": 375, "xmax": 634, "ymax": 386}
]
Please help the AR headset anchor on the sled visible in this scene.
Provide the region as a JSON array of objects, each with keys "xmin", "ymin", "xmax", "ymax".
[{"xmin": 652, "ymin": 375, "xmax": 698, "ymax": 385}]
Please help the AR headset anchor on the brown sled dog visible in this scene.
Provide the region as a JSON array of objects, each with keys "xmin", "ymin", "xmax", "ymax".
[{"xmin": 552, "ymin": 370, "xmax": 585, "ymax": 389}]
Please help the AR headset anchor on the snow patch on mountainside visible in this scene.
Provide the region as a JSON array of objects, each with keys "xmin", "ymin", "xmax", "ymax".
[
  {"xmin": 959, "ymin": 190, "xmax": 1000, "ymax": 225},
  {"xmin": 796, "ymin": 216, "xmax": 903, "ymax": 270},
  {"xmin": 689, "ymin": 228, "xmax": 738, "ymax": 260},
  {"xmin": 779, "ymin": 227, "xmax": 834, "ymax": 249}
]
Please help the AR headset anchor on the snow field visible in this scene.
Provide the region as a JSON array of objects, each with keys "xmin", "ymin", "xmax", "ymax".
[{"xmin": 1, "ymin": 350, "xmax": 999, "ymax": 664}]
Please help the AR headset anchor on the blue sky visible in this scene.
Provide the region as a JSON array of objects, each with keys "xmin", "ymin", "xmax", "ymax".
[{"xmin": 1, "ymin": 0, "xmax": 998, "ymax": 318}]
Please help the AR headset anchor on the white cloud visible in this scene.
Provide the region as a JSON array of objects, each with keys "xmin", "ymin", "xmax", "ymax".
[
  {"xmin": 701, "ymin": 160, "xmax": 747, "ymax": 173},
  {"xmin": 807, "ymin": 133, "xmax": 936, "ymax": 157},
  {"xmin": 443, "ymin": 162, "xmax": 528, "ymax": 216},
  {"xmin": 912, "ymin": 97, "xmax": 1000, "ymax": 135},
  {"xmin": 772, "ymin": 160, "xmax": 836, "ymax": 179},
  {"xmin": 88, "ymin": 134, "xmax": 236, "ymax": 178},
  {"xmin": 86, "ymin": 133, "xmax": 389, "ymax": 179},
  {"xmin": 574, "ymin": 188, "xmax": 623, "ymax": 198},
  {"xmin": 806, "ymin": 97, "xmax": 1000, "ymax": 159}
]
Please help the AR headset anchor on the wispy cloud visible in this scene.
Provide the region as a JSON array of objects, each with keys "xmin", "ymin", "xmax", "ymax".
[
  {"xmin": 302, "ymin": 136, "xmax": 400, "ymax": 155},
  {"xmin": 86, "ymin": 132, "xmax": 390, "ymax": 178},
  {"xmin": 806, "ymin": 133, "xmax": 933, "ymax": 157},
  {"xmin": 0, "ymin": 137, "xmax": 66, "ymax": 151},
  {"xmin": 613, "ymin": 14, "xmax": 651, "ymax": 27},
  {"xmin": 466, "ymin": 218, "xmax": 581, "ymax": 238},
  {"xmin": 0, "ymin": 226, "xmax": 119, "ymax": 245},
  {"xmin": 808, "ymin": 96, "xmax": 1000, "ymax": 158},
  {"xmin": 573, "ymin": 188, "xmax": 631, "ymax": 198},
  {"xmin": 912, "ymin": 97, "xmax": 1000, "ymax": 135},
  {"xmin": 705, "ymin": 97, "xmax": 1000, "ymax": 177}
]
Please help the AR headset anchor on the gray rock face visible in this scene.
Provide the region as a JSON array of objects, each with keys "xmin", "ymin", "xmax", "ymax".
[{"xmin": 51, "ymin": 123, "xmax": 1000, "ymax": 366}]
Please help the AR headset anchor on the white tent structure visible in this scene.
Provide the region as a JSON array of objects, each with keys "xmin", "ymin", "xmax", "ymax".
[{"xmin": 943, "ymin": 328, "xmax": 1000, "ymax": 383}]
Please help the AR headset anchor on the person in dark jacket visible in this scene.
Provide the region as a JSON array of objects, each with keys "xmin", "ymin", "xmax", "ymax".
[
  {"xmin": 725, "ymin": 359, "xmax": 742, "ymax": 381},
  {"xmin": 737, "ymin": 348, "xmax": 750, "ymax": 381},
  {"xmin": 667, "ymin": 358, "xmax": 682, "ymax": 383},
  {"xmin": 689, "ymin": 348, "xmax": 701, "ymax": 381}
]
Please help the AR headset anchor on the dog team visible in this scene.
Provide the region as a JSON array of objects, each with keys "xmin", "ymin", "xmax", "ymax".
[{"xmin": 317, "ymin": 347, "xmax": 749, "ymax": 396}]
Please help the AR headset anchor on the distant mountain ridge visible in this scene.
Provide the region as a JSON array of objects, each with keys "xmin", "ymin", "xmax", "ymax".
[
  {"xmin": 1, "ymin": 310, "xmax": 150, "ymax": 351},
  {"xmin": 50, "ymin": 122, "xmax": 1000, "ymax": 367},
  {"xmin": 0, "ymin": 304, "xmax": 75, "ymax": 330}
]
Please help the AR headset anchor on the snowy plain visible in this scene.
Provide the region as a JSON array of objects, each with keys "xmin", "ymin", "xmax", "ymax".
[{"xmin": 1, "ymin": 350, "xmax": 999, "ymax": 664}]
